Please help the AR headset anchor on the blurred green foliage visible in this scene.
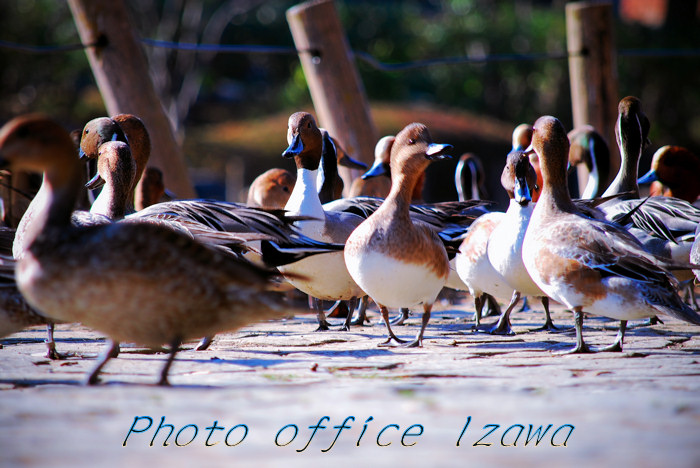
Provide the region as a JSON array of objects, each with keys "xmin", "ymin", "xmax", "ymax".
[{"xmin": 0, "ymin": 0, "xmax": 698, "ymax": 151}]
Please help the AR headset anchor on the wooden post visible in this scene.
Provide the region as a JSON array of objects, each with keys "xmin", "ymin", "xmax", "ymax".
[
  {"xmin": 566, "ymin": 1, "xmax": 619, "ymax": 196},
  {"xmin": 68, "ymin": 0, "xmax": 196, "ymax": 198},
  {"xmin": 287, "ymin": 0, "xmax": 378, "ymax": 189}
]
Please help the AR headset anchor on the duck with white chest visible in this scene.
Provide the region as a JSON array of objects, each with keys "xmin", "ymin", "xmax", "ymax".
[
  {"xmin": 344, "ymin": 123, "xmax": 452, "ymax": 347},
  {"xmin": 277, "ymin": 112, "xmax": 367, "ymax": 331},
  {"xmin": 485, "ymin": 149, "xmax": 555, "ymax": 334},
  {"xmin": 521, "ymin": 115, "xmax": 700, "ymax": 353}
]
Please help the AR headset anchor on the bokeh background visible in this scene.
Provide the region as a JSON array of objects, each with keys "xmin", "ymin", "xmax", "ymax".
[{"xmin": 1, "ymin": 0, "xmax": 698, "ymax": 208}]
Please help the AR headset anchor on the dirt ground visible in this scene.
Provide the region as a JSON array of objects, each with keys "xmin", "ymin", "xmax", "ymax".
[{"xmin": 1, "ymin": 294, "xmax": 699, "ymax": 467}]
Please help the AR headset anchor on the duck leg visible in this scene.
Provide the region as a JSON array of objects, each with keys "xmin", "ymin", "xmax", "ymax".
[
  {"xmin": 531, "ymin": 297, "xmax": 558, "ymax": 331},
  {"xmin": 195, "ymin": 336, "xmax": 214, "ymax": 351},
  {"xmin": 599, "ymin": 320, "xmax": 627, "ymax": 352},
  {"xmin": 340, "ymin": 297, "xmax": 358, "ymax": 331},
  {"xmin": 482, "ymin": 291, "xmax": 519, "ymax": 335},
  {"xmin": 313, "ymin": 297, "xmax": 330, "ymax": 331},
  {"xmin": 482, "ymin": 293, "xmax": 501, "ymax": 317},
  {"xmin": 390, "ymin": 308, "xmax": 410, "ymax": 325},
  {"xmin": 471, "ymin": 294, "xmax": 484, "ymax": 327},
  {"xmin": 378, "ymin": 305, "xmax": 406, "ymax": 346},
  {"xmin": 158, "ymin": 337, "xmax": 182, "ymax": 386},
  {"xmin": 44, "ymin": 323, "xmax": 61, "ymax": 360},
  {"xmin": 350, "ymin": 295, "xmax": 370, "ymax": 326},
  {"xmin": 557, "ymin": 308, "xmax": 592, "ymax": 354},
  {"xmin": 517, "ymin": 296, "xmax": 531, "ymax": 312},
  {"xmin": 403, "ymin": 304, "xmax": 431, "ymax": 348},
  {"xmin": 86, "ymin": 339, "xmax": 120, "ymax": 385}
]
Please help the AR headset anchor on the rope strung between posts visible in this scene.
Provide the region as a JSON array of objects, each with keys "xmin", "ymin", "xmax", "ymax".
[{"xmin": 1, "ymin": 37, "xmax": 699, "ymax": 71}]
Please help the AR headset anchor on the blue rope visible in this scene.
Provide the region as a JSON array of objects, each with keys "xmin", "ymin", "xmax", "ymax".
[
  {"xmin": 1, "ymin": 36, "xmax": 698, "ymax": 70},
  {"xmin": 139, "ymin": 38, "xmax": 299, "ymax": 55}
]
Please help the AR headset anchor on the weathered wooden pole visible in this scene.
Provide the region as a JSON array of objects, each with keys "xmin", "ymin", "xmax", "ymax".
[
  {"xmin": 68, "ymin": 0, "xmax": 196, "ymax": 198},
  {"xmin": 287, "ymin": 0, "xmax": 378, "ymax": 189},
  {"xmin": 566, "ymin": 1, "xmax": 619, "ymax": 196}
]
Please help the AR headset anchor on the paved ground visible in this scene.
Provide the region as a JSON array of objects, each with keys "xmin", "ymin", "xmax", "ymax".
[{"xmin": 1, "ymin": 294, "xmax": 699, "ymax": 467}]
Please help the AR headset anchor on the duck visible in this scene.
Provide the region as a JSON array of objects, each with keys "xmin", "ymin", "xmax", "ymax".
[
  {"xmin": 246, "ymin": 168, "xmax": 295, "ymax": 209},
  {"xmin": 485, "ymin": 150, "xmax": 555, "ymax": 334},
  {"xmin": 638, "ymin": 145, "xmax": 700, "ymax": 204},
  {"xmin": 0, "ymin": 114, "xmax": 297, "ymax": 385},
  {"xmin": 521, "ymin": 115, "xmax": 700, "ymax": 353},
  {"xmin": 326, "ymin": 194, "xmax": 485, "ymax": 325},
  {"xmin": 595, "ymin": 97, "xmax": 700, "ymax": 304},
  {"xmin": 85, "ymin": 141, "xmax": 135, "ymax": 220},
  {"xmin": 345, "ymin": 122, "xmax": 452, "ymax": 347},
  {"xmin": 568, "ymin": 125, "xmax": 611, "ymax": 199},
  {"xmin": 79, "ymin": 114, "xmax": 151, "ymax": 212},
  {"xmin": 511, "ymin": 123, "xmax": 542, "ymax": 203},
  {"xmin": 349, "ymin": 135, "xmax": 394, "ymax": 199},
  {"xmin": 278, "ymin": 112, "xmax": 367, "ymax": 331}
]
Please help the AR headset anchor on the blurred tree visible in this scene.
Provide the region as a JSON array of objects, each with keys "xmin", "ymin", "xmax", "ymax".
[{"xmin": 0, "ymin": 0, "xmax": 698, "ymax": 154}]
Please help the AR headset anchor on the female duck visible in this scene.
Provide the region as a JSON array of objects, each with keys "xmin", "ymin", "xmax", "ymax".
[
  {"xmin": 0, "ymin": 114, "xmax": 291, "ymax": 385},
  {"xmin": 345, "ymin": 123, "xmax": 452, "ymax": 347},
  {"xmin": 521, "ymin": 115, "xmax": 700, "ymax": 353}
]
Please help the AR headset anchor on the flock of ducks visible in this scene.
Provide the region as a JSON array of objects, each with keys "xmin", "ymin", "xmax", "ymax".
[{"xmin": 0, "ymin": 95, "xmax": 699, "ymax": 385}]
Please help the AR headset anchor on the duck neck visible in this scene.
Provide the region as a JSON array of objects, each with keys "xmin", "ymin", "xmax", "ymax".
[
  {"xmin": 603, "ymin": 117, "xmax": 641, "ymax": 198},
  {"xmin": 25, "ymin": 164, "xmax": 83, "ymax": 248},
  {"xmin": 604, "ymin": 149, "xmax": 639, "ymax": 198},
  {"xmin": 285, "ymin": 168, "xmax": 325, "ymax": 220},
  {"xmin": 383, "ymin": 173, "xmax": 415, "ymax": 222},
  {"xmin": 538, "ymin": 180, "xmax": 577, "ymax": 217},
  {"xmin": 90, "ymin": 178, "xmax": 129, "ymax": 220}
]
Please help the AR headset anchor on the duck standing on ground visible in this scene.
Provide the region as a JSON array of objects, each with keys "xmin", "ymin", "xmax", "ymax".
[
  {"xmin": 0, "ymin": 114, "xmax": 296, "ymax": 385},
  {"xmin": 278, "ymin": 112, "xmax": 367, "ymax": 331},
  {"xmin": 485, "ymin": 150, "xmax": 555, "ymax": 334},
  {"xmin": 521, "ymin": 115, "xmax": 700, "ymax": 353},
  {"xmin": 345, "ymin": 123, "xmax": 452, "ymax": 347}
]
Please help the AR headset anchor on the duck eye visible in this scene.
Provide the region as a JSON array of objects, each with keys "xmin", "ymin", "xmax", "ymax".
[
  {"xmin": 408, "ymin": 138, "xmax": 416, "ymax": 145},
  {"xmin": 84, "ymin": 129, "xmax": 89, "ymax": 135},
  {"xmin": 307, "ymin": 122, "xmax": 312, "ymax": 129}
]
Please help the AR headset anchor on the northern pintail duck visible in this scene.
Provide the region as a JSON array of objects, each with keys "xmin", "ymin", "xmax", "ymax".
[
  {"xmin": 246, "ymin": 168, "xmax": 295, "ymax": 209},
  {"xmin": 86, "ymin": 141, "xmax": 135, "ymax": 220},
  {"xmin": 0, "ymin": 114, "xmax": 295, "ymax": 385},
  {"xmin": 638, "ymin": 145, "xmax": 700, "ymax": 203},
  {"xmin": 597, "ymin": 97, "xmax": 700, "ymax": 291},
  {"xmin": 345, "ymin": 122, "xmax": 452, "ymax": 347},
  {"xmin": 521, "ymin": 115, "xmax": 700, "ymax": 353},
  {"xmin": 349, "ymin": 135, "xmax": 394, "ymax": 199},
  {"xmin": 79, "ymin": 114, "xmax": 151, "ymax": 211},
  {"xmin": 568, "ymin": 125, "xmax": 611, "ymax": 199},
  {"xmin": 278, "ymin": 112, "xmax": 367, "ymax": 331},
  {"xmin": 485, "ymin": 150, "xmax": 555, "ymax": 334},
  {"xmin": 512, "ymin": 124, "xmax": 541, "ymax": 203}
]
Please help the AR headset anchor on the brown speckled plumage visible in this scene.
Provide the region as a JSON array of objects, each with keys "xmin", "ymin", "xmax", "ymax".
[{"xmin": 0, "ymin": 114, "xmax": 294, "ymax": 384}]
